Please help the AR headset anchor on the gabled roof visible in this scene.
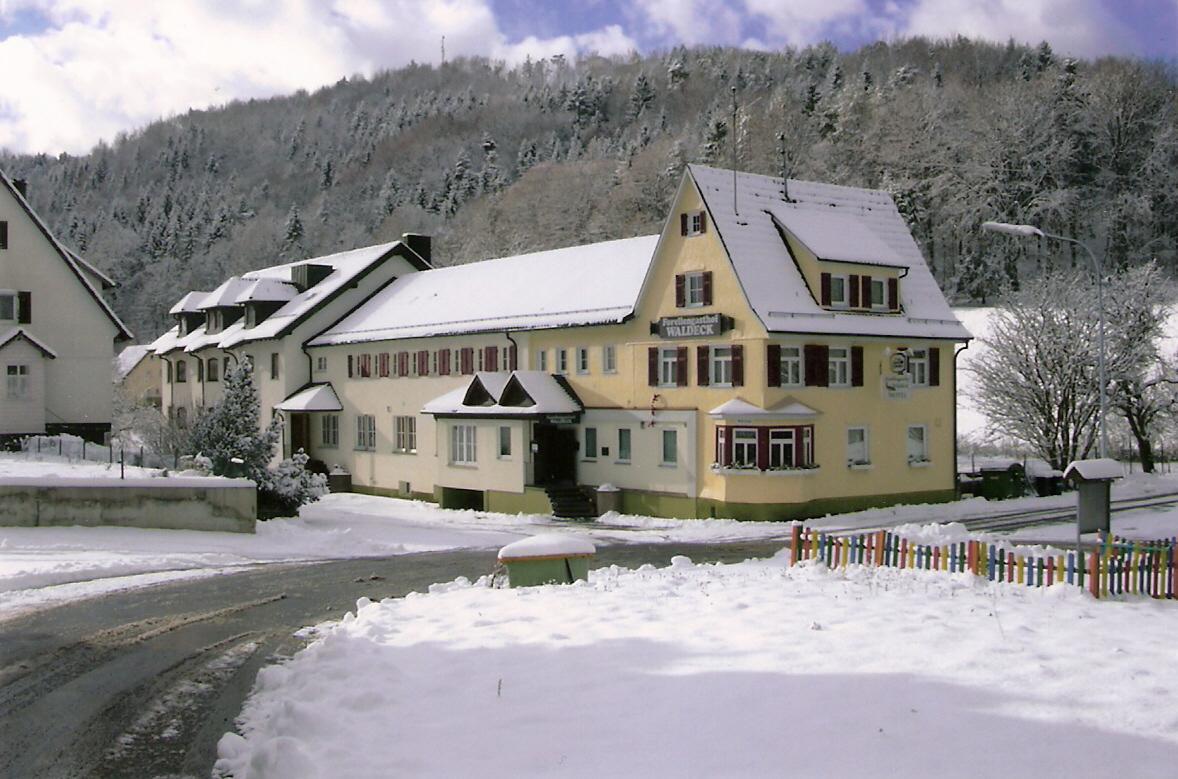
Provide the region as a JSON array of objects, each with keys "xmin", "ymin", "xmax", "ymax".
[
  {"xmin": 709, "ymin": 397, "xmax": 819, "ymax": 419},
  {"xmin": 0, "ymin": 169, "xmax": 132, "ymax": 341},
  {"xmin": 423, "ymin": 371, "xmax": 582, "ymax": 417},
  {"xmin": 687, "ymin": 165, "xmax": 969, "ymax": 341},
  {"xmin": 235, "ymin": 278, "xmax": 298, "ymax": 304},
  {"xmin": 200, "ymin": 277, "xmax": 253, "ymax": 309},
  {"xmin": 114, "ymin": 344, "xmax": 152, "ymax": 379},
  {"xmin": 276, "ymin": 383, "xmax": 343, "ymax": 412},
  {"xmin": 65, "ymin": 248, "xmax": 117, "ymax": 289},
  {"xmin": 309, "ymin": 235, "xmax": 658, "ymax": 346},
  {"xmin": 0, "ymin": 327, "xmax": 57, "ymax": 358},
  {"xmin": 169, "ymin": 291, "xmax": 210, "ymax": 315}
]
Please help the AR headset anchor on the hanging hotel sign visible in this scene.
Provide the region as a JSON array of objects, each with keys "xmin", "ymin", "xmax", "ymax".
[
  {"xmin": 884, "ymin": 375, "xmax": 911, "ymax": 401},
  {"xmin": 655, "ymin": 313, "xmax": 730, "ymax": 339}
]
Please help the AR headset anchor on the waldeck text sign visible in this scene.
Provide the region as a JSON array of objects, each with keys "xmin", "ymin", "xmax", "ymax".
[{"xmin": 657, "ymin": 313, "xmax": 725, "ymax": 339}]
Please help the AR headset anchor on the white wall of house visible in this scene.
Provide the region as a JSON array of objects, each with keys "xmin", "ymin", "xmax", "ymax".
[{"xmin": 0, "ymin": 338, "xmax": 46, "ymax": 433}]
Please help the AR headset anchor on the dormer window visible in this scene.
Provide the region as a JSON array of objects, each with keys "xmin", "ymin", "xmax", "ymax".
[
  {"xmin": 870, "ymin": 278, "xmax": 885, "ymax": 308},
  {"xmin": 821, "ymin": 271, "xmax": 898, "ymax": 312},
  {"xmin": 828, "ymin": 275, "xmax": 848, "ymax": 308},
  {"xmin": 680, "ymin": 210, "xmax": 707, "ymax": 237}
]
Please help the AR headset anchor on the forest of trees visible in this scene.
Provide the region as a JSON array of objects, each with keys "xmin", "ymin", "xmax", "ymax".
[{"xmin": 2, "ymin": 37, "xmax": 1176, "ymax": 340}]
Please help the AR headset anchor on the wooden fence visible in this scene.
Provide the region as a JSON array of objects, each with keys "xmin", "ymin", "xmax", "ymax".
[{"xmin": 789, "ymin": 525, "xmax": 1177, "ymax": 600}]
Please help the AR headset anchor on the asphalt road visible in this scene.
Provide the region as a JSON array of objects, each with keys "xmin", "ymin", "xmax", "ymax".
[{"xmin": 0, "ymin": 539, "xmax": 789, "ymax": 779}]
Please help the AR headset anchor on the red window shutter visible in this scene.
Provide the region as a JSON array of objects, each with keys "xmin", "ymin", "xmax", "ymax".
[
  {"xmin": 723, "ymin": 425, "xmax": 733, "ymax": 466},
  {"xmin": 379, "ymin": 353, "xmax": 389, "ymax": 377},
  {"xmin": 419, "ymin": 350, "xmax": 430, "ymax": 376},
  {"xmin": 680, "ymin": 213, "xmax": 688, "ymax": 236},
  {"xmin": 462, "ymin": 347, "xmax": 474, "ymax": 374},
  {"xmin": 861, "ymin": 275, "xmax": 872, "ymax": 306},
  {"xmin": 17, "ymin": 291, "xmax": 31, "ymax": 324},
  {"xmin": 849, "ymin": 274, "xmax": 860, "ymax": 307},
  {"xmin": 795, "ymin": 426, "xmax": 805, "ymax": 466},
  {"xmin": 347, "ymin": 355, "xmax": 353, "ymax": 378},
  {"xmin": 702, "ymin": 271, "xmax": 713, "ymax": 306},
  {"xmin": 804, "ymin": 345, "xmax": 829, "ymax": 387},
  {"xmin": 485, "ymin": 346, "xmax": 499, "ymax": 372},
  {"xmin": 699, "ymin": 211, "xmax": 707, "ymax": 233},
  {"xmin": 697, "ymin": 345, "xmax": 710, "ymax": 386},
  {"xmin": 398, "ymin": 352, "xmax": 408, "ymax": 377},
  {"xmin": 508, "ymin": 345, "xmax": 517, "ymax": 371},
  {"xmin": 929, "ymin": 347, "xmax": 941, "ymax": 387},
  {"xmin": 756, "ymin": 428, "xmax": 769, "ymax": 471},
  {"xmin": 888, "ymin": 278, "xmax": 899, "ymax": 310},
  {"xmin": 675, "ymin": 274, "xmax": 685, "ymax": 307},
  {"xmin": 676, "ymin": 346, "xmax": 688, "ymax": 387},
  {"xmin": 439, "ymin": 350, "xmax": 449, "ymax": 376},
  {"xmin": 820, "ymin": 273, "xmax": 832, "ymax": 306},
  {"xmin": 732, "ymin": 344, "xmax": 744, "ymax": 387},
  {"xmin": 648, "ymin": 346, "xmax": 658, "ymax": 386},
  {"xmin": 766, "ymin": 344, "xmax": 781, "ymax": 387},
  {"xmin": 851, "ymin": 346, "xmax": 864, "ymax": 387}
]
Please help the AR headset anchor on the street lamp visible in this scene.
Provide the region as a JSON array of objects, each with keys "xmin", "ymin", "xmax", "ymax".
[{"xmin": 981, "ymin": 221, "xmax": 1108, "ymax": 459}]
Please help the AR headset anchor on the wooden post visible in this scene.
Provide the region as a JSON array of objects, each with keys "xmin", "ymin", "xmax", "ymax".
[
  {"xmin": 790, "ymin": 524, "xmax": 801, "ymax": 566},
  {"xmin": 1089, "ymin": 550, "xmax": 1100, "ymax": 598}
]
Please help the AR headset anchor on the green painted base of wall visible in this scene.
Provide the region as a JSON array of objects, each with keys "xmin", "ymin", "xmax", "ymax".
[
  {"xmin": 484, "ymin": 486, "xmax": 554, "ymax": 516},
  {"xmin": 351, "ymin": 484, "xmax": 434, "ymax": 502},
  {"xmin": 624, "ymin": 488, "xmax": 958, "ymax": 522}
]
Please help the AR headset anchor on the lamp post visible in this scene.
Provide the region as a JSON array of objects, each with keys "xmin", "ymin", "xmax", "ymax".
[{"xmin": 981, "ymin": 221, "xmax": 1108, "ymax": 459}]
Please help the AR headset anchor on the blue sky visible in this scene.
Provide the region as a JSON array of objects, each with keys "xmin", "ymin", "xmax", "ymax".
[{"xmin": 1, "ymin": 0, "xmax": 1176, "ymax": 155}]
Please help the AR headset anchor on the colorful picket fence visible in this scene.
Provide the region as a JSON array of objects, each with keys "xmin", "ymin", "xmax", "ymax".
[{"xmin": 788, "ymin": 525, "xmax": 1178, "ymax": 600}]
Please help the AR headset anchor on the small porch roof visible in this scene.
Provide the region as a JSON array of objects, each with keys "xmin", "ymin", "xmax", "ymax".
[
  {"xmin": 708, "ymin": 397, "xmax": 819, "ymax": 419},
  {"xmin": 0, "ymin": 327, "xmax": 57, "ymax": 359},
  {"xmin": 423, "ymin": 371, "xmax": 582, "ymax": 418},
  {"xmin": 276, "ymin": 383, "xmax": 343, "ymax": 412}
]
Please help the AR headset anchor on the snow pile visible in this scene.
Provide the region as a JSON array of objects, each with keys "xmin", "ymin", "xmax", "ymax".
[
  {"xmin": 498, "ymin": 533, "xmax": 596, "ymax": 560},
  {"xmin": 216, "ymin": 557, "xmax": 1178, "ymax": 778}
]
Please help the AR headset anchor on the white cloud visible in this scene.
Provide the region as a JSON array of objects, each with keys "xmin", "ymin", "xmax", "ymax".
[
  {"xmin": 0, "ymin": 0, "xmax": 635, "ymax": 155},
  {"xmin": 632, "ymin": 0, "xmax": 745, "ymax": 46},
  {"xmin": 743, "ymin": 0, "xmax": 872, "ymax": 47}
]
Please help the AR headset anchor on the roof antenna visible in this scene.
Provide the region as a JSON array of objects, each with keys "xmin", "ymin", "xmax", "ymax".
[
  {"xmin": 441, "ymin": 35, "xmax": 446, "ymax": 65},
  {"xmin": 731, "ymin": 86, "xmax": 739, "ymax": 217}
]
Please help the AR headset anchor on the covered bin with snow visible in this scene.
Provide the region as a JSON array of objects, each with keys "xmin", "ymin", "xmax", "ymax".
[
  {"xmin": 498, "ymin": 533, "xmax": 596, "ymax": 588},
  {"xmin": 595, "ymin": 483, "xmax": 621, "ymax": 516},
  {"xmin": 1064, "ymin": 458, "xmax": 1122, "ymax": 534}
]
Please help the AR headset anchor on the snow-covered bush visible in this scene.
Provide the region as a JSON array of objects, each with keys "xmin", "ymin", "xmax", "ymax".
[{"xmin": 258, "ymin": 449, "xmax": 328, "ymax": 516}]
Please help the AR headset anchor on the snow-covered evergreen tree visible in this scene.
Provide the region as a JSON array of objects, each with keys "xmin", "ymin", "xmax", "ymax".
[{"xmin": 187, "ymin": 358, "xmax": 279, "ymax": 482}]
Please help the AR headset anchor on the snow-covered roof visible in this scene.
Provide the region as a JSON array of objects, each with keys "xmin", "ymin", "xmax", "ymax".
[
  {"xmin": 0, "ymin": 327, "xmax": 57, "ymax": 358},
  {"xmin": 169, "ymin": 291, "xmax": 209, "ymax": 315},
  {"xmin": 276, "ymin": 383, "xmax": 343, "ymax": 412},
  {"xmin": 687, "ymin": 165, "xmax": 970, "ymax": 341},
  {"xmin": 200, "ymin": 277, "xmax": 253, "ymax": 309},
  {"xmin": 1063, "ymin": 458, "xmax": 1123, "ymax": 481},
  {"xmin": 498, "ymin": 533, "xmax": 596, "ymax": 561},
  {"xmin": 65, "ymin": 248, "xmax": 117, "ymax": 289},
  {"xmin": 114, "ymin": 344, "xmax": 152, "ymax": 379},
  {"xmin": 423, "ymin": 371, "xmax": 582, "ymax": 417},
  {"xmin": 309, "ymin": 235, "xmax": 658, "ymax": 346},
  {"xmin": 709, "ymin": 397, "xmax": 819, "ymax": 419},
  {"xmin": 235, "ymin": 278, "xmax": 299, "ymax": 304}
]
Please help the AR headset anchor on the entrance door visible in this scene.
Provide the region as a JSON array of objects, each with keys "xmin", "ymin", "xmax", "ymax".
[
  {"xmin": 533, "ymin": 423, "xmax": 578, "ymax": 485},
  {"xmin": 290, "ymin": 413, "xmax": 311, "ymax": 455}
]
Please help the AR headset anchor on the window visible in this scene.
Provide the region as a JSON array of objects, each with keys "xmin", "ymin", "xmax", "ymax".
[
  {"xmin": 583, "ymin": 427, "xmax": 597, "ymax": 460},
  {"xmin": 537, "ymin": 349, "xmax": 548, "ymax": 372},
  {"xmin": 355, "ymin": 414, "xmax": 376, "ymax": 450},
  {"xmin": 659, "ymin": 347, "xmax": 678, "ymax": 387},
  {"xmin": 829, "ymin": 275, "xmax": 848, "ymax": 307},
  {"xmin": 769, "ymin": 429, "xmax": 795, "ymax": 469},
  {"xmin": 684, "ymin": 272, "xmax": 706, "ymax": 307},
  {"xmin": 576, "ymin": 347, "xmax": 589, "ymax": 374},
  {"xmin": 0, "ymin": 292, "xmax": 15, "ymax": 321},
  {"xmin": 316, "ymin": 356, "xmax": 327, "ymax": 372},
  {"xmin": 681, "ymin": 210, "xmax": 707, "ymax": 236},
  {"xmin": 207, "ymin": 358, "xmax": 219, "ymax": 382},
  {"xmin": 603, "ymin": 345, "xmax": 617, "ymax": 374},
  {"xmin": 166, "ymin": 361, "xmax": 173, "ymax": 384},
  {"xmin": 175, "ymin": 360, "xmax": 187, "ymax": 383},
  {"xmin": 732, "ymin": 428, "xmax": 757, "ymax": 468},
  {"xmin": 908, "ymin": 349, "xmax": 929, "ymax": 386},
  {"xmin": 321, "ymin": 414, "xmax": 339, "ymax": 447},
  {"xmin": 780, "ymin": 346, "xmax": 802, "ymax": 387},
  {"xmin": 847, "ymin": 427, "xmax": 869, "ymax": 466},
  {"xmin": 451, "ymin": 424, "xmax": 477, "ymax": 464},
  {"xmin": 828, "ymin": 347, "xmax": 850, "ymax": 387},
  {"xmin": 6, "ymin": 365, "xmax": 28, "ymax": 399},
  {"xmin": 556, "ymin": 349, "xmax": 568, "ymax": 374},
  {"xmin": 394, "ymin": 416, "xmax": 417, "ymax": 453},
  {"xmin": 871, "ymin": 278, "xmax": 885, "ymax": 308},
  {"xmin": 907, "ymin": 425, "xmax": 928, "ymax": 464},
  {"xmin": 617, "ymin": 428, "xmax": 631, "ymax": 462},
  {"xmin": 499, "ymin": 426, "xmax": 511, "ymax": 457},
  {"xmin": 710, "ymin": 345, "xmax": 733, "ymax": 386},
  {"xmin": 0, "ymin": 221, "xmax": 7, "ymax": 250},
  {"xmin": 661, "ymin": 429, "xmax": 678, "ymax": 466},
  {"xmin": 270, "ymin": 352, "xmax": 279, "ymax": 380}
]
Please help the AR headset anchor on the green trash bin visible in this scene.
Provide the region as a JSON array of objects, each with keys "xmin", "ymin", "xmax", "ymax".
[
  {"xmin": 498, "ymin": 534, "xmax": 596, "ymax": 588},
  {"xmin": 979, "ymin": 463, "xmax": 1026, "ymax": 500}
]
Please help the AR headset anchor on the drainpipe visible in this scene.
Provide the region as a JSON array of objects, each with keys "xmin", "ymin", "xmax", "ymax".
[{"xmin": 504, "ymin": 331, "xmax": 518, "ymax": 371}]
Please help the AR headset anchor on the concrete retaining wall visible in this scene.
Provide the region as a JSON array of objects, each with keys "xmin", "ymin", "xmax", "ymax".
[{"xmin": 0, "ymin": 477, "xmax": 257, "ymax": 533}]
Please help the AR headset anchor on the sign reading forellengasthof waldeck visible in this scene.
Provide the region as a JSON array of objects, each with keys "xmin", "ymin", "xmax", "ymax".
[{"xmin": 655, "ymin": 313, "xmax": 729, "ymax": 339}]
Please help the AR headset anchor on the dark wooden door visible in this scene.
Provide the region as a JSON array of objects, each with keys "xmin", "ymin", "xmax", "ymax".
[
  {"xmin": 534, "ymin": 424, "xmax": 577, "ymax": 485},
  {"xmin": 290, "ymin": 413, "xmax": 311, "ymax": 454}
]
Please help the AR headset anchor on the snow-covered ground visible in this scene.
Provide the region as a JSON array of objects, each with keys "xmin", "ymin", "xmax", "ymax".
[{"xmin": 214, "ymin": 555, "xmax": 1178, "ymax": 779}]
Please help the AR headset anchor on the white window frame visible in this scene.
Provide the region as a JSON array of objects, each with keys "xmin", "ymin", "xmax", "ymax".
[
  {"xmin": 6, "ymin": 364, "xmax": 28, "ymax": 399},
  {"xmin": 870, "ymin": 278, "xmax": 886, "ymax": 309},
  {"xmin": 556, "ymin": 348, "xmax": 568, "ymax": 375},
  {"xmin": 732, "ymin": 427, "xmax": 757, "ymax": 468},
  {"xmin": 537, "ymin": 349, "xmax": 548, "ymax": 372},
  {"xmin": 828, "ymin": 347, "xmax": 850, "ymax": 387},
  {"xmin": 780, "ymin": 345, "xmax": 802, "ymax": 387},
  {"xmin": 661, "ymin": 428, "xmax": 678, "ymax": 466},
  {"xmin": 907, "ymin": 424, "xmax": 929, "ymax": 465},
  {"xmin": 355, "ymin": 414, "xmax": 376, "ymax": 451},
  {"xmin": 769, "ymin": 428, "xmax": 796, "ymax": 470},
  {"xmin": 583, "ymin": 427, "xmax": 597, "ymax": 460},
  {"xmin": 710, "ymin": 345, "xmax": 733, "ymax": 387},
  {"xmin": 451, "ymin": 424, "xmax": 477, "ymax": 465},
  {"xmin": 687, "ymin": 211, "xmax": 705, "ymax": 237},
  {"xmin": 908, "ymin": 348, "xmax": 929, "ymax": 387},
  {"xmin": 829, "ymin": 274, "xmax": 848, "ymax": 308},
  {"xmin": 847, "ymin": 426, "xmax": 870, "ymax": 467},
  {"xmin": 658, "ymin": 347, "xmax": 678, "ymax": 387},
  {"xmin": 394, "ymin": 415, "xmax": 417, "ymax": 453},
  {"xmin": 0, "ymin": 291, "xmax": 16, "ymax": 322},
  {"xmin": 576, "ymin": 347, "xmax": 589, "ymax": 374},
  {"xmin": 321, "ymin": 414, "xmax": 339, "ymax": 448},
  {"xmin": 684, "ymin": 271, "xmax": 706, "ymax": 307},
  {"xmin": 498, "ymin": 425, "xmax": 512, "ymax": 458},
  {"xmin": 603, "ymin": 345, "xmax": 617, "ymax": 374},
  {"xmin": 316, "ymin": 356, "xmax": 327, "ymax": 372},
  {"xmin": 617, "ymin": 428, "xmax": 631, "ymax": 463}
]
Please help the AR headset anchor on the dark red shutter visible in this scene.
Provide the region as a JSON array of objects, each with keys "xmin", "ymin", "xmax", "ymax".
[
  {"xmin": 699, "ymin": 212, "xmax": 707, "ymax": 233},
  {"xmin": 888, "ymin": 278, "xmax": 898, "ymax": 310},
  {"xmin": 804, "ymin": 345, "xmax": 829, "ymax": 387},
  {"xmin": 851, "ymin": 346, "xmax": 864, "ymax": 387},
  {"xmin": 697, "ymin": 346, "xmax": 710, "ymax": 386},
  {"xmin": 820, "ymin": 273, "xmax": 832, "ymax": 306},
  {"xmin": 680, "ymin": 213, "xmax": 688, "ymax": 236},
  {"xmin": 508, "ymin": 345, "xmax": 517, "ymax": 371},
  {"xmin": 17, "ymin": 291, "xmax": 30, "ymax": 324},
  {"xmin": 702, "ymin": 271, "xmax": 713, "ymax": 306},
  {"xmin": 648, "ymin": 347, "xmax": 658, "ymax": 386},
  {"xmin": 767, "ymin": 344, "xmax": 781, "ymax": 387},
  {"xmin": 379, "ymin": 353, "xmax": 389, "ymax": 377},
  {"xmin": 732, "ymin": 344, "xmax": 744, "ymax": 387},
  {"xmin": 399, "ymin": 352, "xmax": 409, "ymax": 377},
  {"xmin": 675, "ymin": 274, "xmax": 685, "ymax": 307},
  {"xmin": 756, "ymin": 428, "xmax": 769, "ymax": 471},
  {"xmin": 861, "ymin": 275, "xmax": 872, "ymax": 306},
  {"xmin": 795, "ymin": 426, "xmax": 805, "ymax": 466},
  {"xmin": 723, "ymin": 426, "xmax": 733, "ymax": 466},
  {"xmin": 676, "ymin": 346, "xmax": 688, "ymax": 387},
  {"xmin": 849, "ymin": 274, "xmax": 860, "ymax": 307},
  {"xmin": 929, "ymin": 347, "xmax": 941, "ymax": 387},
  {"xmin": 485, "ymin": 346, "xmax": 498, "ymax": 372},
  {"xmin": 462, "ymin": 348, "xmax": 474, "ymax": 374},
  {"xmin": 420, "ymin": 350, "xmax": 431, "ymax": 376}
]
